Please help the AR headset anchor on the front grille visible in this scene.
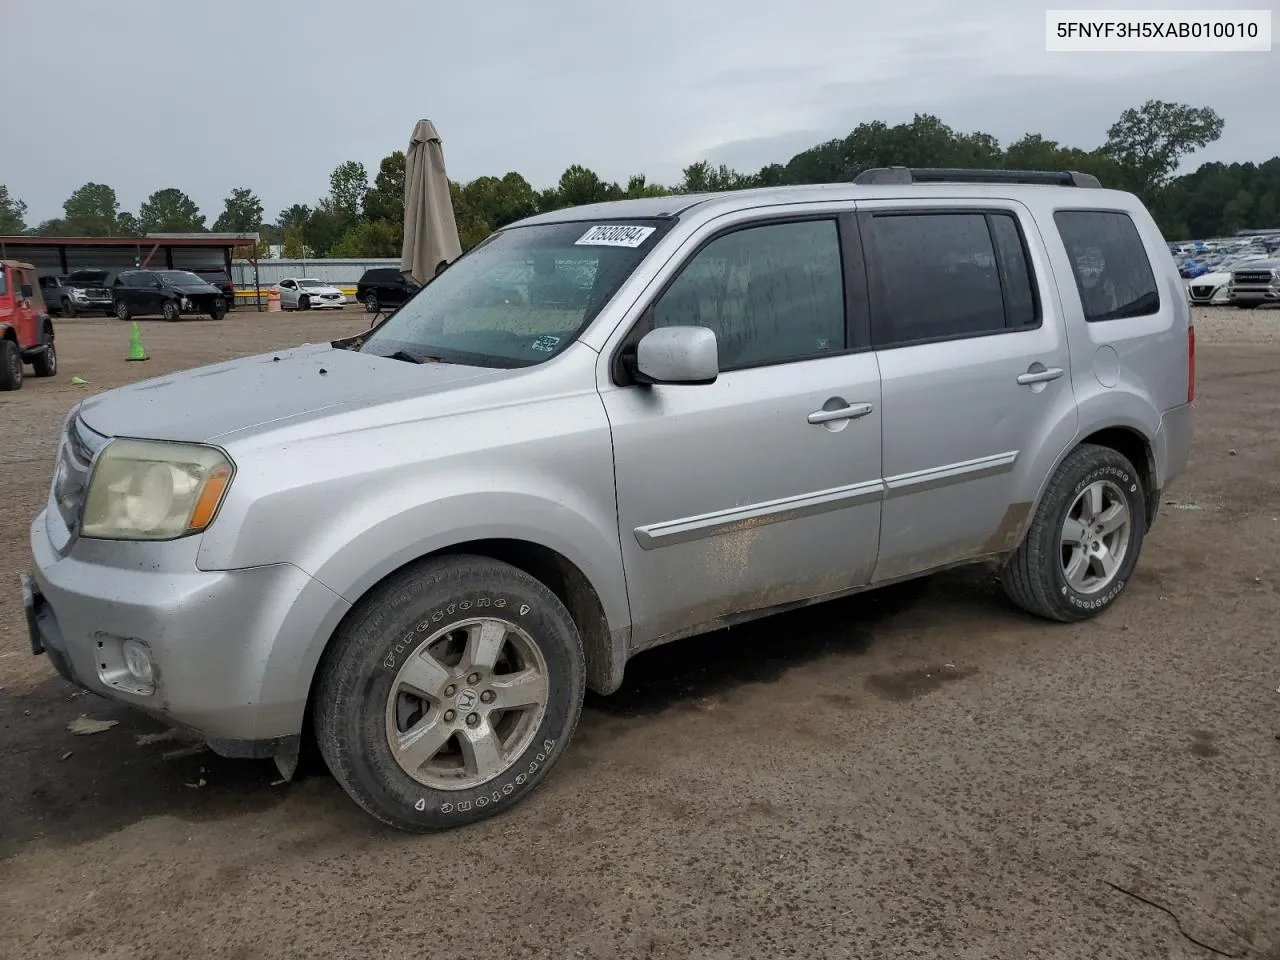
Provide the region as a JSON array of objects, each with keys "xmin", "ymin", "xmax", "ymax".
[
  {"xmin": 54, "ymin": 417, "xmax": 109, "ymax": 536},
  {"xmin": 1189, "ymin": 285, "xmax": 1215, "ymax": 299},
  {"xmin": 1233, "ymin": 271, "xmax": 1274, "ymax": 285}
]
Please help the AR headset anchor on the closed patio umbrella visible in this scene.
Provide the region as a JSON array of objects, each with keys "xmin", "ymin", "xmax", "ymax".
[{"xmin": 401, "ymin": 119, "xmax": 462, "ymax": 285}]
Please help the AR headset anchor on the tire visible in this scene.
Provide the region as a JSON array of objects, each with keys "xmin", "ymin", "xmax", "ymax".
[
  {"xmin": 114, "ymin": 300, "xmax": 131, "ymax": 322},
  {"xmin": 162, "ymin": 300, "xmax": 181, "ymax": 322},
  {"xmin": 61, "ymin": 299, "xmax": 76, "ymax": 318},
  {"xmin": 0, "ymin": 339, "xmax": 22, "ymax": 391},
  {"xmin": 314, "ymin": 555, "xmax": 586, "ymax": 832},
  {"xmin": 299, "ymin": 294, "xmax": 311, "ymax": 311},
  {"xmin": 209, "ymin": 300, "xmax": 228, "ymax": 321},
  {"xmin": 363, "ymin": 292, "xmax": 379, "ymax": 313},
  {"xmin": 1002, "ymin": 444, "xmax": 1145, "ymax": 622},
  {"xmin": 32, "ymin": 338, "xmax": 56, "ymax": 378}
]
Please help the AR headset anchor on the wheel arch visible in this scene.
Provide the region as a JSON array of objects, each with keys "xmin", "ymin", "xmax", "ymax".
[
  {"xmin": 295, "ymin": 536, "xmax": 626, "ymax": 766},
  {"xmin": 0, "ymin": 323, "xmax": 15, "ymax": 343},
  {"xmin": 1032, "ymin": 422, "xmax": 1158, "ymax": 534}
]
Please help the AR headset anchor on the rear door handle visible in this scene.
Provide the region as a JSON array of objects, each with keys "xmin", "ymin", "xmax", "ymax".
[
  {"xmin": 808, "ymin": 402, "xmax": 874, "ymax": 425},
  {"xmin": 1017, "ymin": 365, "xmax": 1064, "ymax": 386}
]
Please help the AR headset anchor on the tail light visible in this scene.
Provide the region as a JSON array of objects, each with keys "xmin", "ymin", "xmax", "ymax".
[{"xmin": 1187, "ymin": 324, "xmax": 1196, "ymax": 404}]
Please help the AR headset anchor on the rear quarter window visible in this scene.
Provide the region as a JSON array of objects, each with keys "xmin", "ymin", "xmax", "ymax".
[{"xmin": 1054, "ymin": 210, "xmax": 1160, "ymax": 323}]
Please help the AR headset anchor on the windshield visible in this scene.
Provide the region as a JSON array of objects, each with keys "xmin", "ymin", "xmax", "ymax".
[
  {"xmin": 157, "ymin": 270, "xmax": 207, "ymax": 286},
  {"xmin": 359, "ymin": 219, "xmax": 669, "ymax": 368},
  {"xmin": 298, "ymin": 279, "xmax": 328, "ymax": 288}
]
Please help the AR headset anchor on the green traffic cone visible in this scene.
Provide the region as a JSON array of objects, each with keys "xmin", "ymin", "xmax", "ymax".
[
  {"xmin": 69, "ymin": 376, "xmax": 88, "ymax": 385},
  {"xmin": 126, "ymin": 321, "xmax": 148, "ymax": 362}
]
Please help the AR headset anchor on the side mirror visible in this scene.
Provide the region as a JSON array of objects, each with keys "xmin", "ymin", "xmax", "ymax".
[{"xmin": 634, "ymin": 326, "xmax": 718, "ymax": 385}]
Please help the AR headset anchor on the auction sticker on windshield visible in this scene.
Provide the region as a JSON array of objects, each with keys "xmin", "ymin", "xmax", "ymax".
[{"xmin": 575, "ymin": 225, "xmax": 656, "ymax": 248}]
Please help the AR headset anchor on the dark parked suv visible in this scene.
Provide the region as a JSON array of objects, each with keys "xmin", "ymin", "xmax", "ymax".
[
  {"xmin": 190, "ymin": 266, "xmax": 236, "ymax": 311},
  {"xmin": 356, "ymin": 267, "xmax": 420, "ymax": 313},
  {"xmin": 112, "ymin": 269, "xmax": 228, "ymax": 322}
]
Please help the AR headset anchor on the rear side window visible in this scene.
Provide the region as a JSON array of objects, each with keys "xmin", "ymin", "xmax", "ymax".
[
  {"xmin": 865, "ymin": 211, "xmax": 1040, "ymax": 347},
  {"xmin": 1054, "ymin": 210, "xmax": 1160, "ymax": 323},
  {"xmin": 0, "ymin": 267, "xmax": 7, "ymax": 296}
]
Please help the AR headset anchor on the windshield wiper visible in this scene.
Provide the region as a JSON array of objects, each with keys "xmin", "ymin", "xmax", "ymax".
[{"xmin": 382, "ymin": 350, "xmax": 446, "ymax": 364}]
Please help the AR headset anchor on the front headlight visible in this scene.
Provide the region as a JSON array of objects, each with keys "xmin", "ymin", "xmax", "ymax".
[
  {"xmin": 81, "ymin": 439, "xmax": 234, "ymax": 540},
  {"xmin": 70, "ymin": 288, "xmax": 87, "ymax": 299}
]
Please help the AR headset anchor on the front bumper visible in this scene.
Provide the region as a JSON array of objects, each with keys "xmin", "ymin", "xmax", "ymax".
[
  {"xmin": 26, "ymin": 508, "xmax": 349, "ymax": 744},
  {"xmin": 1228, "ymin": 285, "xmax": 1280, "ymax": 304},
  {"xmin": 68, "ymin": 297, "xmax": 113, "ymax": 311}
]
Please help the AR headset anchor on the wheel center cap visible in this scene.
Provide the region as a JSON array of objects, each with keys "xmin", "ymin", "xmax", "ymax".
[{"xmin": 456, "ymin": 688, "xmax": 479, "ymax": 712}]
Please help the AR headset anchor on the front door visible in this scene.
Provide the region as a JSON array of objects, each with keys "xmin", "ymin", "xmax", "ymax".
[
  {"xmin": 856, "ymin": 201, "xmax": 1078, "ymax": 582},
  {"xmin": 600, "ymin": 215, "xmax": 884, "ymax": 645}
]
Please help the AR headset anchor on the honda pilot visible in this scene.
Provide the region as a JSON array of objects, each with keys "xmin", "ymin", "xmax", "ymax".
[{"xmin": 23, "ymin": 168, "xmax": 1194, "ymax": 832}]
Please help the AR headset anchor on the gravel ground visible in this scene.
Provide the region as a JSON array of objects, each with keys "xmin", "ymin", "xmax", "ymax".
[{"xmin": 1, "ymin": 305, "xmax": 1278, "ymax": 960}]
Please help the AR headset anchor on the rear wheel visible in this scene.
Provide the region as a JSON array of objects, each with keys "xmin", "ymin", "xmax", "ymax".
[
  {"xmin": 363, "ymin": 293, "xmax": 379, "ymax": 313},
  {"xmin": 314, "ymin": 555, "xmax": 586, "ymax": 832},
  {"xmin": 114, "ymin": 300, "xmax": 131, "ymax": 322},
  {"xmin": 1002, "ymin": 444, "xmax": 1145, "ymax": 622},
  {"xmin": 0, "ymin": 339, "xmax": 22, "ymax": 391},
  {"xmin": 162, "ymin": 300, "xmax": 181, "ymax": 322},
  {"xmin": 32, "ymin": 336, "xmax": 56, "ymax": 378}
]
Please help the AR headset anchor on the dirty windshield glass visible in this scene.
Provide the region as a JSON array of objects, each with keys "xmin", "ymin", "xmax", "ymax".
[{"xmin": 360, "ymin": 219, "xmax": 668, "ymax": 367}]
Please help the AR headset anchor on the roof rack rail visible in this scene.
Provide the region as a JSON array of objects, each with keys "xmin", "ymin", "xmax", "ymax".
[{"xmin": 853, "ymin": 166, "xmax": 1103, "ymax": 189}]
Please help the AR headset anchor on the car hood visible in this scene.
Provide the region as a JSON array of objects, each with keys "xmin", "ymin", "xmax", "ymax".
[
  {"xmin": 1232, "ymin": 258, "xmax": 1280, "ymax": 272},
  {"xmin": 298, "ymin": 286, "xmax": 342, "ymax": 294},
  {"xmin": 1189, "ymin": 271, "xmax": 1230, "ymax": 285},
  {"xmin": 77, "ymin": 342, "xmax": 515, "ymax": 443},
  {"xmin": 167, "ymin": 283, "xmax": 223, "ymax": 295}
]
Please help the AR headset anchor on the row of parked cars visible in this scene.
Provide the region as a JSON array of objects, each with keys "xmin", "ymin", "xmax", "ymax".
[
  {"xmin": 1172, "ymin": 235, "xmax": 1280, "ymax": 308},
  {"xmin": 38, "ymin": 266, "xmax": 236, "ymax": 319}
]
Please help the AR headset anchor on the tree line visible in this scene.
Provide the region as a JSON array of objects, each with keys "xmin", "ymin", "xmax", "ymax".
[{"xmin": 2, "ymin": 100, "xmax": 1276, "ymax": 256}]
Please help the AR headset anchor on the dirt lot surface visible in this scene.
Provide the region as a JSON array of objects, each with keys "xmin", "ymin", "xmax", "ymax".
[{"xmin": 1, "ymin": 306, "xmax": 1278, "ymax": 959}]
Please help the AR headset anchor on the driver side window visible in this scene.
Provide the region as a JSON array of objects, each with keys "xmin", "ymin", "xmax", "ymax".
[{"xmin": 652, "ymin": 219, "xmax": 846, "ymax": 371}]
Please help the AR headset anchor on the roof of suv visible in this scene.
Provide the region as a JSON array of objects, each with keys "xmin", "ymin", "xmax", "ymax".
[{"xmin": 508, "ymin": 173, "xmax": 1134, "ymax": 230}]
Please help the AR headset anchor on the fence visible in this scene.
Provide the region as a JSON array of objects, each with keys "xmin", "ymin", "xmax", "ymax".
[{"xmin": 230, "ymin": 258, "xmax": 401, "ymax": 305}]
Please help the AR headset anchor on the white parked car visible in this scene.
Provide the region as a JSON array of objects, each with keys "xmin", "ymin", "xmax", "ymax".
[
  {"xmin": 276, "ymin": 278, "xmax": 347, "ymax": 310},
  {"xmin": 1186, "ymin": 254, "xmax": 1270, "ymax": 305}
]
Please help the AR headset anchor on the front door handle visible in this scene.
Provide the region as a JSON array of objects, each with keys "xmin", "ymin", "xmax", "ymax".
[
  {"xmin": 808, "ymin": 402, "xmax": 874, "ymax": 425},
  {"xmin": 1017, "ymin": 364, "xmax": 1065, "ymax": 386}
]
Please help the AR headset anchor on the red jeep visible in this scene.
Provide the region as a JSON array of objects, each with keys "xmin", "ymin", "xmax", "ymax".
[{"xmin": 0, "ymin": 260, "xmax": 58, "ymax": 390}]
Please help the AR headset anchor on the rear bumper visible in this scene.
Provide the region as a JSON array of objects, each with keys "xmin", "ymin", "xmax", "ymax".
[{"xmin": 1157, "ymin": 402, "xmax": 1193, "ymax": 492}]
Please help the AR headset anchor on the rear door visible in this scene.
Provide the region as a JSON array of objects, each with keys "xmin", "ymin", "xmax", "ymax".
[
  {"xmin": 601, "ymin": 212, "xmax": 885, "ymax": 645},
  {"xmin": 857, "ymin": 200, "xmax": 1078, "ymax": 582}
]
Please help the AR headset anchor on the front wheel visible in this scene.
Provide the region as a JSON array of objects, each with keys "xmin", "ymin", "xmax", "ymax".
[
  {"xmin": 209, "ymin": 300, "xmax": 228, "ymax": 321},
  {"xmin": 0, "ymin": 339, "xmax": 21, "ymax": 390},
  {"xmin": 314, "ymin": 555, "xmax": 586, "ymax": 832},
  {"xmin": 1001, "ymin": 443, "xmax": 1145, "ymax": 622},
  {"xmin": 162, "ymin": 300, "xmax": 181, "ymax": 322},
  {"xmin": 114, "ymin": 300, "xmax": 131, "ymax": 322},
  {"xmin": 61, "ymin": 299, "xmax": 76, "ymax": 318}
]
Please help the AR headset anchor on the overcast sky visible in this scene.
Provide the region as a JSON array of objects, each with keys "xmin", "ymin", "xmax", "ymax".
[{"xmin": 5, "ymin": 0, "xmax": 1277, "ymax": 225}]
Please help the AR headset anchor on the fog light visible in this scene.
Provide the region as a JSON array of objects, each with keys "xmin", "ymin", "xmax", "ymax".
[{"xmin": 122, "ymin": 639, "xmax": 154, "ymax": 684}]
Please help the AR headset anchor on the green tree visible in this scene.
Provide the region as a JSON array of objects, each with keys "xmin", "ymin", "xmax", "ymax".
[
  {"xmin": 554, "ymin": 165, "xmax": 622, "ymax": 208},
  {"xmin": 624, "ymin": 174, "xmax": 671, "ymax": 198},
  {"xmin": 300, "ymin": 200, "xmax": 349, "ymax": 257},
  {"xmin": 450, "ymin": 181, "xmax": 492, "ymax": 251},
  {"xmin": 213, "ymin": 188, "xmax": 264, "ymax": 233},
  {"xmin": 1104, "ymin": 100, "xmax": 1225, "ymax": 201},
  {"xmin": 329, "ymin": 161, "xmax": 368, "ymax": 219},
  {"xmin": 281, "ymin": 227, "xmax": 308, "ymax": 258},
  {"xmin": 363, "ymin": 151, "xmax": 406, "ymax": 224},
  {"xmin": 138, "ymin": 188, "xmax": 205, "ymax": 232},
  {"xmin": 0, "ymin": 185, "xmax": 27, "ymax": 234},
  {"xmin": 461, "ymin": 172, "xmax": 539, "ymax": 230},
  {"xmin": 116, "ymin": 212, "xmax": 142, "ymax": 236},
  {"xmin": 63, "ymin": 182, "xmax": 121, "ymax": 235},
  {"xmin": 276, "ymin": 203, "xmax": 312, "ymax": 232},
  {"xmin": 330, "ymin": 219, "xmax": 402, "ymax": 258}
]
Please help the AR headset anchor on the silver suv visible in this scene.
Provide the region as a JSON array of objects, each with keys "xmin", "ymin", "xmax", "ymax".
[{"xmin": 22, "ymin": 168, "xmax": 1194, "ymax": 831}]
